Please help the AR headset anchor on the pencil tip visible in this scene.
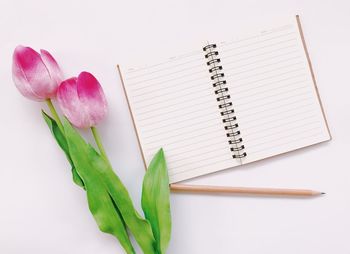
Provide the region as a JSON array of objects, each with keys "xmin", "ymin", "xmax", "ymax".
[{"xmin": 321, "ymin": 192, "xmax": 326, "ymax": 195}]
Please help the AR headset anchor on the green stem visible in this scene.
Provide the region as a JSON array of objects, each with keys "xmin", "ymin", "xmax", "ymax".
[
  {"xmin": 46, "ymin": 99, "xmax": 64, "ymax": 132},
  {"xmin": 91, "ymin": 126, "xmax": 111, "ymax": 166}
]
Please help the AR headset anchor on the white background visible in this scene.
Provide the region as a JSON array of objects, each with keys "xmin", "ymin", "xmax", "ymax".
[{"xmin": 0, "ymin": 0, "xmax": 349, "ymax": 253}]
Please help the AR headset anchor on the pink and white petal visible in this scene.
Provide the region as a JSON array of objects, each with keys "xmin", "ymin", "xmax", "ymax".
[
  {"xmin": 77, "ymin": 72, "xmax": 108, "ymax": 127},
  {"xmin": 12, "ymin": 46, "xmax": 46, "ymax": 100},
  {"xmin": 40, "ymin": 49, "xmax": 64, "ymax": 87},
  {"xmin": 13, "ymin": 46, "xmax": 56, "ymax": 99},
  {"xmin": 12, "ymin": 55, "xmax": 42, "ymax": 101},
  {"xmin": 57, "ymin": 78, "xmax": 90, "ymax": 128}
]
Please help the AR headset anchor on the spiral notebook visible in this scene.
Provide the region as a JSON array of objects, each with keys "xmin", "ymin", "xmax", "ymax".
[{"xmin": 118, "ymin": 15, "xmax": 331, "ymax": 183}]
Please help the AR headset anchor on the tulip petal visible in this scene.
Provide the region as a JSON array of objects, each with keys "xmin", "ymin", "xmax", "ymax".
[
  {"xmin": 57, "ymin": 78, "xmax": 90, "ymax": 128},
  {"xmin": 77, "ymin": 72, "xmax": 107, "ymax": 127},
  {"xmin": 40, "ymin": 49, "xmax": 64, "ymax": 89},
  {"xmin": 12, "ymin": 46, "xmax": 57, "ymax": 100},
  {"xmin": 12, "ymin": 54, "xmax": 40, "ymax": 101},
  {"xmin": 12, "ymin": 46, "xmax": 44, "ymax": 100}
]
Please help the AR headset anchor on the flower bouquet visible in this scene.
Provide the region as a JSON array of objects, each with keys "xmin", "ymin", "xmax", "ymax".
[{"xmin": 12, "ymin": 45, "xmax": 171, "ymax": 254}]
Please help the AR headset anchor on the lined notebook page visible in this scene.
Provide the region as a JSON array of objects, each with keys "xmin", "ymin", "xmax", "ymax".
[
  {"xmin": 121, "ymin": 50, "xmax": 237, "ymax": 183},
  {"xmin": 218, "ymin": 17, "xmax": 331, "ymax": 164}
]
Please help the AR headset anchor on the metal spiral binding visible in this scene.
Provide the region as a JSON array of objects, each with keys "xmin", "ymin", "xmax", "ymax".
[{"xmin": 203, "ymin": 43, "xmax": 247, "ymax": 160}]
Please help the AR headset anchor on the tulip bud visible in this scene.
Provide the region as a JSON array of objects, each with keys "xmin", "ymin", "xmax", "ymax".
[
  {"xmin": 12, "ymin": 45, "xmax": 63, "ymax": 101},
  {"xmin": 57, "ymin": 72, "xmax": 108, "ymax": 129}
]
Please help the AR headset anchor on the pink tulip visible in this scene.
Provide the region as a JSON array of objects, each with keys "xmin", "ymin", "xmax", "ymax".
[
  {"xmin": 57, "ymin": 72, "xmax": 108, "ymax": 129},
  {"xmin": 12, "ymin": 45, "xmax": 63, "ymax": 101}
]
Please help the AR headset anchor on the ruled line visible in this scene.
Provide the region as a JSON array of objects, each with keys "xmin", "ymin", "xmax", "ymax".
[
  {"xmin": 227, "ymin": 70, "xmax": 307, "ymax": 89},
  {"xmin": 131, "ymin": 74, "xmax": 208, "ymax": 93},
  {"xmin": 221, "ymin": 39, "xmax": 297, "ymax": 61},
  {"xmin": 220, "ymin": 24, "xmax": 293, "ymax": 47},
  {"xmin": 151, "ymin": 140, "xmax": 230, "ymax": 165},
  {"xmin": 168, "ymin": 157, "xmax": 233, "ymax": 176},
  {"xmin": 243, "ymin": 115, "xmax": 318, "ymax": 137},
  {"xmin": 239, "ymin": 102, "xmax": 314, "ymax": 125},
  {"xmin": 143, "ymin": 122, "xmax": 220, "ymax": 145},
  {"xmin": 227, "ymin": 66, "xmax": 305, "ymax": 82},
  {"xmin": 145, "ymin": 132, "xmax": 225, "ymax": 152},
  {"xmin": 248, "ymin": 126, "xmax": 322, "ymax": 148},
  {"xmin": 243, "ymin": 113, "xmax": 319, "ymax": 137},
  {"xmin": 131, "ymin": 76, "xmax": 208, "ymax": 97},
  {"xmin": 247, "ymin": 131, "xmax": 323, "ymax": 155},
  {"xmin": 222, "ymin": 49, "xmax": 299, "ymax": 67},
  {"xmin": 144, "ymin": 138, "xmax": 227, "ymax": 160},
  {"xmin": 136, "ymin": 100, "xmax": 215, "ymax": 122},
  {"xmin": 168, "ymin": 153, "xmax": 232, "ymax": 173},
  {"xmin": 141, "ymin": 115, "xmax": 220, "ymax": 139},
  {"xmin": 143, "ymin": 121, "xmax": 220, "ymax": 143},
  {"xmin": 133, "ymin": 89, "xmax": 214, "ymax": 113},
  {"xmin": 144, "ymin": 129, "xmax": 224, "ymax": 148},
  {"xmin": 220, "ymin": 31, "xmax": 296, "ymax": 54},
  {"xmin": 223, "ymin": 56, "xmax": 303, "ymax": 76},
  {"xmin": 132, "ymin": 81, "xmax": 209, "ymax": 105},
  {"xmin": 237, "ymin": 90, "xmax": 312, "ymax": 113},
  {"xmin": 231, "ymin": 75, "xmax": 307, "ymax": 95},
  {"xmin": 232, "ymin": 80, "xmax": 307, "ymax": 101},
  {"xmin": 234, "ymin": 85, "xmax": 309, "ymax": 107},
  {"xmin": 125, "ymin": 49, "xmax": 202, "ymax": 74},
  {"xmin": 165, "ymin": 139, "xmax": 226, "ymax": 158},
  {"xmin": 125, "ymin": 58, "xmax": 204, "ymax": 80},
  {"xmin": 169, "ymin": 146, "xmax": 229, "ymax": 165},
  {"xmin": 128, "ymin": 68, "xmax": 207, "ymax": 87},
  {"xmin": 238, "ymin": 100, "xmax": 312, "ymax": 120},
  {"xmin": 244, "ymin": 117, "xmax": 320, "ymax": 141},
  {"xmin": 138, "ymin": 108, "xmax": 219, "ymax": 129}
]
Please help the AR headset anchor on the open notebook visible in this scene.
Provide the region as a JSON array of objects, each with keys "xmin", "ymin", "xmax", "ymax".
[{"xmin": 118, "ymin": 16, "xmax": 331, "ymax": 183}]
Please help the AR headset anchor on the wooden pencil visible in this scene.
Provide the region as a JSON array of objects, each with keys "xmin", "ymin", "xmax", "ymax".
[{"xmin": 170, "ymin": 184, "xmax": 324, "ymax": 197}]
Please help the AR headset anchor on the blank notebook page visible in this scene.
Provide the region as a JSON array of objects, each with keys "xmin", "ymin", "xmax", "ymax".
[
  {"xmin": 122, "ymin": 50, "xmax": 237, "ymax": 183},
  {"xmin": 121, "ymin": 16, "xmax": 331, "ymax": 183},
  {"xmin": 218, "ymin": 17, "xmax": 331, "ymax": 165}
]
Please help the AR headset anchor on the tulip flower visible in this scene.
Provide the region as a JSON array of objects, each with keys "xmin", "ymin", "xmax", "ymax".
[
  {"xmin": 12, "ymin": 45, "xmax": 63, "ymax": 101},
  {"xmin": 57, "ymin": 71, "xmax": 108, "ymax": 129},
  {"xmin": 12, "ymin": 45, "xmax": 172, "ymax": 253}
]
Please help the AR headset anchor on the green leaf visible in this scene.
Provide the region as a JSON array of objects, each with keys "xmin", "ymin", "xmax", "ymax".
[
  {"xmin": 142, "ymin": 148, "xmax": 171, "ymax": 254},
  {"xmin": 42, "ymin": 110, "xmax": 85, "ymax": 188},
  {"xmin": 62, "ymin": 118, "xmax": 156, "ymax": 254}
]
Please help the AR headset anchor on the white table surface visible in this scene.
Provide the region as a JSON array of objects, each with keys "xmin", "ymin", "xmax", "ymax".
[{"xmin": 1, "ymin": 0, "xmax": 349, "ymax": 253}]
